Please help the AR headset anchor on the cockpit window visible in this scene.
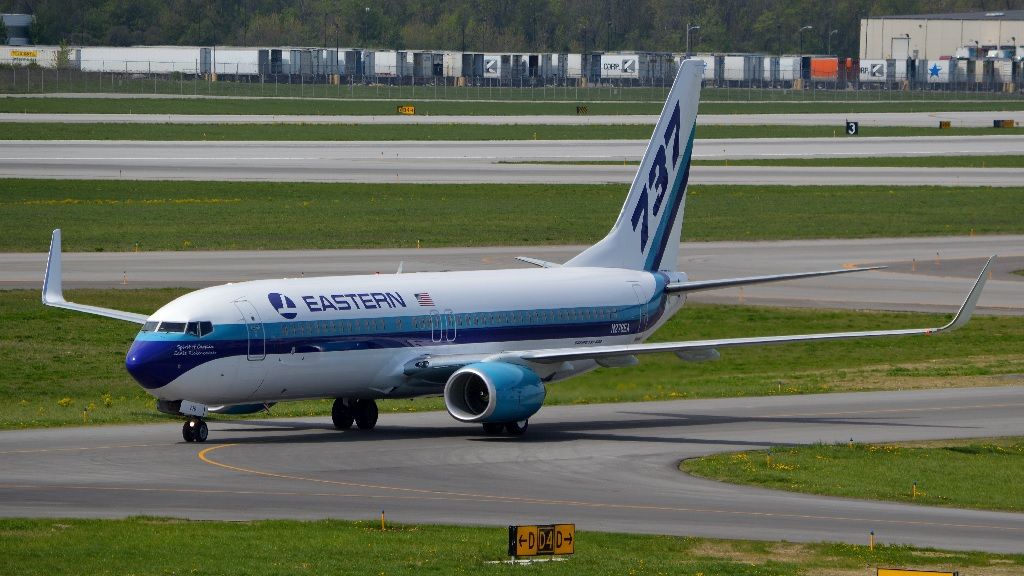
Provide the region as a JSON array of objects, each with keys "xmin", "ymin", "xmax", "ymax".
[
  {"xmin": 141, "ymin": 321, "xmax": 159, "ymax": 332},
  {"xmin": 186, "ymin": 321, "xmax": 214, "ymax": 337},
  {"xmin": 156, "ymin": 322, "xmax": 187, "ymax": 333}
]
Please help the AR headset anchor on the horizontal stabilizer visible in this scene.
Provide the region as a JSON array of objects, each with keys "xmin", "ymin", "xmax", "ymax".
[
  {"xmin": 665, "ymin": 266, "xmax": 885, "ymax": 294},
  {"xmin": 515, "ymin": 256, "xmax": 562, "ymax": 268}
]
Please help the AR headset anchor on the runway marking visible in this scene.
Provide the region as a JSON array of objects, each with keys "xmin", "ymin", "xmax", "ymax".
[
  {"xmin": 196, "ymin": 444, "xmax": 1024, "ymax": 533},
  {"xmin": 0, "ymin": 482, "xmax": 481, "ymax": 503},
  {"xmin": 0, "ymin": 443, "xmax": 167, "ymax": 455}
]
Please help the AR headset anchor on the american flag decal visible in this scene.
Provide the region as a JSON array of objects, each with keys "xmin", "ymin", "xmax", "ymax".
[{"xmin": 415, "ymin": 293, "xmax": 435, "ymax": 307}]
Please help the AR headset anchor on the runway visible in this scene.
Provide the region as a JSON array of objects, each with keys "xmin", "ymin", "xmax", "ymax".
[
  {"xmin": 2, "ymin": 386, "xmax": 1023, "ymax": 552},
  {"xmin": 3, "ymin": 110, "xmax": 1024, "ymax": 127},
  {"xmin": 3, "ymin": 236, "xmax": 1021, "ymax": 315},
  {"xmin": 2, "ymin": 139, "xmax": 1023, "ymax": 185}
]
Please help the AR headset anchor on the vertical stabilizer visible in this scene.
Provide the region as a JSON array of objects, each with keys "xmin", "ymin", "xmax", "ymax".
[{"xmin": 565, "ymin": 59, "xmax": 703, "ymax": 271}]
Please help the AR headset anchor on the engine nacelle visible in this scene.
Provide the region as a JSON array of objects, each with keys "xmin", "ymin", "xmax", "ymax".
[{"xmin": 444, "ymin": 362, "xmax": 546, "ymax": 424}]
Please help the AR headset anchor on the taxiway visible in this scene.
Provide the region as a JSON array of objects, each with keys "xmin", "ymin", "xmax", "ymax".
[{"xmin": 1, "ymin": 387, "xmax": 1022, "ymax": 552}]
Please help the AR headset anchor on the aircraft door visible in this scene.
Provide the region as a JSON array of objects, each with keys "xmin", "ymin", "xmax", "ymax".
[
  {"xmin": 234, "ymin": 300, "xmax": 266, "ymax": 361},
  {"xmin": 430, "ymin": 310, "xmax": 441, "ymax": 343},
  {"xmin": 631, "ymin": 284, "xmax": 649, "ymax": 337}
]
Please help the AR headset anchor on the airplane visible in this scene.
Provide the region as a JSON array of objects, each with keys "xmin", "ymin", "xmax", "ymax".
[{"xmin": 42, "ymin": 60, "xmax": 993, "ymax": 443}]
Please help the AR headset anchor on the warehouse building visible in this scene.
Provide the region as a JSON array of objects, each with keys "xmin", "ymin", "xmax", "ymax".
[{"xmin": 860, "ymin": 10, "xmax": 1024, "ymax": 60}]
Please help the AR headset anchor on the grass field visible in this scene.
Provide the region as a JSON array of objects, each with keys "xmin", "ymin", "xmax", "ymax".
[
  {"xmin": 3, "ymin": 122, "xmax": 1024, "ymax": 140},
  {"xmin": 6, "ymin": 95, "xmax": 1024, "ymax": 115},
  {"xmin": 683, "ymin": 437, "xmax": 1024, "ymax": 513},
  {"xmin": 3, "ymin": 288, "xmax": 1021, "ymax": 429},
  {"xmin": 2, "ymin": 180, "xmax": 1021, "ymax": 253},
  {"xmin": 3, "ymin": 517, "xmax": 1020, "ymax": 576}
]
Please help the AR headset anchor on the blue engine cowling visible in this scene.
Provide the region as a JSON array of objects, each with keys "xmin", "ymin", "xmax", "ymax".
[{"xmin": 443, "ymin": 362, "xmax": 546, "ymax": 424}]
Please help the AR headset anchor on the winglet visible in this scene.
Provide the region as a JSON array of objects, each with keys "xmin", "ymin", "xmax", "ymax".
[
  {"xmin": 40, "ymin": 229, "xmax": 149, "ymax": 324},
  {"xmin": 42, "ymin": 229, "xmax": 65, "ymax": 305},
  {"xmin": 936, "ymin": 255, "xmax": 995, "ymax": 333}
]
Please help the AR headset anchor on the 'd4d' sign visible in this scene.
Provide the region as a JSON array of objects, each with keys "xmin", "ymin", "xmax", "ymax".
[{"xmin": 508, "ymin": 524, "xmax": 575, "ymax": 557}]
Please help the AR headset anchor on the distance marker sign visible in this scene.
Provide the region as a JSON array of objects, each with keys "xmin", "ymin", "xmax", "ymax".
[{"xmin": 508, "ymin": 524, "xmax": 575, "ymax": 557}]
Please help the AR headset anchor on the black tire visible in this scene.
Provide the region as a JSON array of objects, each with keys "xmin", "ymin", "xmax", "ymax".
[
  {"xmin": 504, "ymin": 420, "xmax": 529, "ymax": 436},
  {"xmin": 481, "ymin": 422, "xmax": 504, "ymax": 435},
  {"xmin": 355, "ymin": 399, "xmax": 379, "ymax": 430},
  {"xmin": 332, "ymin": 399, "xmax": 354, "ymax": 430},
  {"xmin": 195, "ymin": 420, "xmax": 209, "ymax": 442},
  {"xmin": 182, "ymin": 421, "xmax": 195, "ymax": 442}
]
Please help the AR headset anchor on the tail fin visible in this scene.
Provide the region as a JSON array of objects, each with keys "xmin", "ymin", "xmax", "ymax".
[{"xmin": 565, "ymin": 59, "xmax": 703, "ymax": 272}]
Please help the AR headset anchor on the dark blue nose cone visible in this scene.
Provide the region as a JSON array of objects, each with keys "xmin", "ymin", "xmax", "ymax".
[{"xmin": 126, "ymin": 339, "xmax": 178, "ymax": 390}]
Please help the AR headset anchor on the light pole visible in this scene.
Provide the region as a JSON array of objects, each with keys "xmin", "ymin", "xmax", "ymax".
[
  {"xmin": 363, "ymin": 6, "xmax": 370, "ymax": 45},
  {"xmin": 798, "ymin": 25, "xmax": 813, "ymax": 56},
  {"xmin": 686, "ymin": 24, "xmax": 701, "ymax": 57},
  {"xmin": 828, "ymin": 29, "xmax": 838, "ymax": 56}
]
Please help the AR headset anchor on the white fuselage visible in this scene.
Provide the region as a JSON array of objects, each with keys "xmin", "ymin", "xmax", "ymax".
[{"xmin": 125, "ymin": 267, "xmax": 686, "ymax": 406}]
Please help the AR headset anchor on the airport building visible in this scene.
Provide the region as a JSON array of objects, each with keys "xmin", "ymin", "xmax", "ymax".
[{"xmin": 860, "ymin": 10, "xmax": 1024, "ymax": 60}]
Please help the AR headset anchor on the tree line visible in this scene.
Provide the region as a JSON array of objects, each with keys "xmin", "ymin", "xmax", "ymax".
[{"xmin": 3, "ymin": 0, "xmax": 1024, "ymax": 57}]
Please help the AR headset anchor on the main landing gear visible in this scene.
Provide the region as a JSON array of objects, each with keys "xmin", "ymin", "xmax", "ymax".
[
  {"xmin": 182, "ymin": 417, "xmax": 208, "ymax": 443},
  {"xmin": 482, "ymin": 419, "xmax": 529, "ymax": 436},
  {"xmin": 332, "ymin": 398, "xmax": 379, "ymax": 431}
]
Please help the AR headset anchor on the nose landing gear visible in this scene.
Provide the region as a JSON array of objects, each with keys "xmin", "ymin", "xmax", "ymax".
[
  {"xmin": 182, "ymin": 417, "xmax": 208, "ymax": 443},
  {"xmin": 332, "ymin": 398, "xmax": 379, "ymax": 431}
]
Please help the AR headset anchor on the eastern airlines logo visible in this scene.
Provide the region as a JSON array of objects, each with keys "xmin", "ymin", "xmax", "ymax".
[{"xmin": 268, "ymin": 293, "xmax": 298, "ymax": 319}]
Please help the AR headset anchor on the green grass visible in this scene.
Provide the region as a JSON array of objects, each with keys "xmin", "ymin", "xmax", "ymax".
[
  {"xmin": 3, "ymin": 289, "xmax": 1021, "ymax": 429},
  {"xmin": 2, "ymin": 180, "xmax": 1023, "ymax": 253},
  {"xmin": 6, "ymin": 92, "xmax": 1024, "ymax": 115},
  {"xmin": 2, "ymin": 518, "xmax": 1020, "ymax": 576},
  {"xmin": 4, "ymin": 122, "xmax": 1024, "ymax": 140},
  {"xmin": 683, "ymin": 437, "xmax": 1024, "ymax": 513}
]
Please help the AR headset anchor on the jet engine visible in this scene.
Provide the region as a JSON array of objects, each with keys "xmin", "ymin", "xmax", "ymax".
[{"xmin": 443, "ymin": 362, "xmax": 546, "ymax": 424}]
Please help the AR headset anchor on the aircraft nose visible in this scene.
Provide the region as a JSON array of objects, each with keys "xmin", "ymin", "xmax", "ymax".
[{"xmin": 125, "ymin": 339, "xmax": 179, "ymax": 390}]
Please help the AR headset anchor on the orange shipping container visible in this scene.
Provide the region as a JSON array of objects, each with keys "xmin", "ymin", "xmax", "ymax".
[{"xmin": 810, "ymin": 57, "xmax": 838, "ymax": 79}]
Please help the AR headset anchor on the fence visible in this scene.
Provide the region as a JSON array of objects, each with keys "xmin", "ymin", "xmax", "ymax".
[{"xmin": 1, "ymin": 62, "xmax": 1022, "ymax": 102}]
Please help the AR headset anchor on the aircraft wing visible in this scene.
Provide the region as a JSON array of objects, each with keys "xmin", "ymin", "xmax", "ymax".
[
  {"xmin": 407, "ymin": 257, "xmax": 993, "ymax": 377},
  {"xmin": 664, "ymin": 266, "xmax": 885, "ymax": 293},
  {"xmin": 42, "ymin": 229, "xmax": 148, "ymax": 325},
  {"xmin": 504, "ymin": 257, "xmax": 992, "ymax": 365}
]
